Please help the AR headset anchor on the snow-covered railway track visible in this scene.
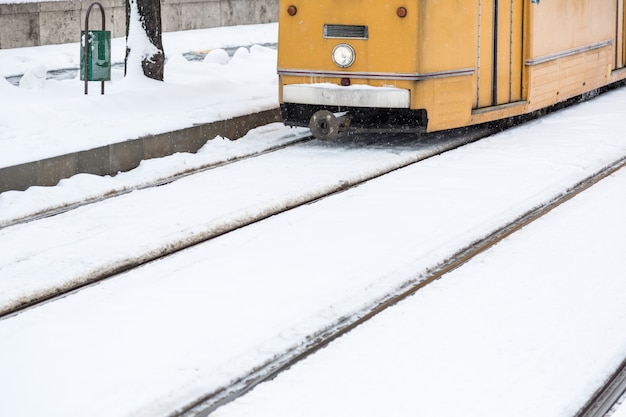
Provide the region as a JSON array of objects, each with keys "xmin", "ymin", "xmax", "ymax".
[
  {"xmin": 0, "ymin": 125, "xmax": 499, "ymax": 319},
  {"xmin": 577, "ymin": 357, "xmax": 626, "ymax": 417},
  {"xmin": 2, "ymin": 87, "xmax": 626, "ymax": 417},
  {"xmin": 0, "ymin": 132, "xmax": 312, "ymax": 231},
  {"xmin": 179, "ymin": 154, "xmax": 626, "ymax": 417}
]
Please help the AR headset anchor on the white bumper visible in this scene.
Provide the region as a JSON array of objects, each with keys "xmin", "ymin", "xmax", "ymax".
[{"xmin": 282, "ymin": 83, "xmax": 410, "ymax": 108}]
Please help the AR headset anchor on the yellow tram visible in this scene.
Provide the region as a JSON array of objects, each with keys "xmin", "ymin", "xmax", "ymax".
[{"xmin": 277, "ymin": 0, "xmax": 626, "ymax": 139}]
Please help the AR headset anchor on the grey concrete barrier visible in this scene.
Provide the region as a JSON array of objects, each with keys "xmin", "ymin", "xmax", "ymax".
[
  {"xmin": 0, "ymin": 108, "xmax": 282, "ymax": 193},
  {"xmin": 0, "ymin": 0, "xmax": 278, "ymax": 49}
]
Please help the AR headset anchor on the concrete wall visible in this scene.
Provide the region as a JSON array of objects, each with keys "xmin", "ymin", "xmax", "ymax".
[{"xmin": 0, "ymin": 0, "xmax": 278, "ymax": 49}]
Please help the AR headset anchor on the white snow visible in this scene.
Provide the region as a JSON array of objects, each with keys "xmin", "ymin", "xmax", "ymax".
[
  {"xmin": 0, "ymin": 124, "xmax": 309, "ymax": 227},
  {"xmin": 614, "ymin": 398, "xmax": 626, "ymax": 417},
  {"xmin": 212, "ymin": 163, "xmax": 626, "ymax": 417},
  {"xmin": 0, "ymin": 22, "xmax": 626, "ymax": 417},
  {"xmin": 0, "ymin": 24, "xmax": 279, "ymax": 168}
]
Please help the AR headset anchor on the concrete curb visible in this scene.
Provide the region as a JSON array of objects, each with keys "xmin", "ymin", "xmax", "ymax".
[{"xmin": 0, "ymin": 108, "xmax": 282, "ymax": 193}]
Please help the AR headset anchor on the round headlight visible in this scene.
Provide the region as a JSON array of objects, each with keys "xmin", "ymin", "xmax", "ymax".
[{"xmin": 332, "ymin": 44, "xmax": 356, "ymax": 68}]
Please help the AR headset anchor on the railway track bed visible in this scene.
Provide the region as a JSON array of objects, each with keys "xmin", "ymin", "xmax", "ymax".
[
  {"xmin": 207, "ymin": 160, "xmax": 626, "ymax": 417},
  {"xmin": 0, "ymin": 123, "xmax": 309, "ymax": 229},
  {"xmin": 0, "ymin": 123, "xmax": 497, "ymax": 316},
  {"xmin": 1, "ymin": 88, "xmax": 626, "ymax": 417}
]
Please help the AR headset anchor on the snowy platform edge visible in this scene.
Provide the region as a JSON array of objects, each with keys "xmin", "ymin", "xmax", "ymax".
[{"xmin": 0, "ymin": 108, "xmax": 282, "ymax": 193}]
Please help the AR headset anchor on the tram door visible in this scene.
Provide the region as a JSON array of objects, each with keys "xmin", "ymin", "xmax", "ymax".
[
  {"xmin": 616, "ymin": 0, "xmax": 625, "ymax": 69},
  {"xmin": 476, "ymin": 0, "xmax": 524, "ymax": 108}
]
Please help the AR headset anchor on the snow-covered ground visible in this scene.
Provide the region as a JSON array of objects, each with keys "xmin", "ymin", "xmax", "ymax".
[
  {"xmin": 2, "ymin": 89, "xmax": 626, "ymax": 417},
  {"xmin": 211, "ymin": 155, "xmax": 626, "ymax": 417},
  {"xmin": 0, "ymin": 123, "xmax": 310, "ymax": 227},
  {"xmin": 0, "ymin": 24, "xmax": 279, "ymax": 168},
  {"xmin": 1, "ymin": 22, "xmax": 626, "ymax": 417}
]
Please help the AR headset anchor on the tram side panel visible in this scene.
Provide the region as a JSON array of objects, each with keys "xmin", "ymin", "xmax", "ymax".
[
  {"xmin": 622, "ymin": 0, "xmax": 626, "ymax": 70},
  {"xmin": 420, "ymin": 0, "xmax": 626, "ymax": 130},
  {"xmin": 525, "ymin": 0, "xmax": 618, "ymax": 111},
  {"xmin": 412, "ymin": 1, "xmax": 478, "ymax": 132}
]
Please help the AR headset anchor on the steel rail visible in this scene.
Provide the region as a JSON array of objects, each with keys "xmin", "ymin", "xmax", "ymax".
[
  {"xmin": 0, "ymin": 125, "xmax": 501, "ymax": 321},
  {"xmin": 3, "ymin": 51, "xmax": 624, "ymax": 415},
  {"xmin": 175, "ymin": 155, "xmax": 626, "ymax": 417},
  {"xmin": 4, "ymin": 111, "xmax": 624, "ymax": 416},
  {"xmin": 574, "ymin": 356, "xmax": 626, "ymax": 417},
  {"xmin": 0, "ymin": 135, "xmax": 312, "ymax": 231}
]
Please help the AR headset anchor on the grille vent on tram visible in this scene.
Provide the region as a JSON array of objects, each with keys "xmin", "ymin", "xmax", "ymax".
[{"xmin": 323, "ymin": 24, "xmax": 369, "ymax": 39}]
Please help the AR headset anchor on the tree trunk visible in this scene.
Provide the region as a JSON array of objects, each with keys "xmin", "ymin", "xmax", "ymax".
[{"xmin": 125, "ymin": 0, "xmax": 165, "ymax": 81}]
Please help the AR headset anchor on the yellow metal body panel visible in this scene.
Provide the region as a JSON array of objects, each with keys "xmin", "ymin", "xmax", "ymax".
[
  {"xmin": 615, "ymin": 0, "xmax": 626, "ymax": 71},
  {"xmin": 278, "ymin": 0, "xmax": 419, "ymax": 76},
  {"xmin": 477, "ymin": 3, "xmax": 494, "ymax": 108},
  {"xmin": 415, "ymin": 76, "xmax": 474, "ymax": 132},
  {"xmin": 414, "ymin": 0, "xmax": 477, "ymax": 74},
  {"xmin": 527, "ymin": 0, "xmax": 615, "ymax": 59},
  {"xmin": 278, "ymin": 0, "xmax": 626, "ymax": 134},
  {"xmin": 475, "ymin": 0, "xmax": 524, "ymax": 108},
  {"xmin": 413, "ymin": 1, "xmax": 477, "ymax": 131},
  {"xmin": 524, "ymin": 0, "xmax": 622, "ymax": 112},
  {"xmin": 527, "ymin": 48, "xmax": 612, "ymax": 110},
  {"xmin": 277, "ymin": 0, "xmax": 419, "ymax": 103}
]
